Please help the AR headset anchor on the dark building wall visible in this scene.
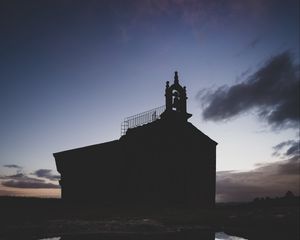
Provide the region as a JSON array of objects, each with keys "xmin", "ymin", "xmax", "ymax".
[
  {"xmin": 54, "ymin": 116, "xmax": 216, "ymax": 207},
  {"xmin": 55, "ymin": 140, "xmax": 122, "ymax": 202},
  {"xmin": 118, "ymin": 118, "xmax": 217, "ymax": 206}
]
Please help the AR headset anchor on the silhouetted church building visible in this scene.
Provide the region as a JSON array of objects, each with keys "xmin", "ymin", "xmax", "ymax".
[{"xmin": 54, "ymin": 72, "xmax": 217, "ymax": 207}]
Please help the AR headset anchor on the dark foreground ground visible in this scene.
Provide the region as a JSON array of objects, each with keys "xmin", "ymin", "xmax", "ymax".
[{"xmin": 0, "ymin": 197, "xmax": 299, "ymax": 240}]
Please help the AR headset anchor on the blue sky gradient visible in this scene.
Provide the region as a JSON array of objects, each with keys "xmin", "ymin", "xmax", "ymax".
[{"xmin": 0, "ymin": 0, "xmax": 299, "ymax": 200}]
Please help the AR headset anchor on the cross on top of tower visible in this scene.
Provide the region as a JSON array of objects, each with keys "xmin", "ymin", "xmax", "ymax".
[{"xmin": 174, "ymin": 71, "xmax": 179, "ymax": 84}]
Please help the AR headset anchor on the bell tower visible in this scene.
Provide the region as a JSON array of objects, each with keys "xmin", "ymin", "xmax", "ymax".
[{"xmin": 161, "ymin": 71, "xmax": 192, "ymax": 121}]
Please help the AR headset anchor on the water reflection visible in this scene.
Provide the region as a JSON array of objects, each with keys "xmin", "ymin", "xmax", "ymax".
[
  {"xmin": 39, "ymin": 231, "xmax": 247, "ymax": 240},
  {"xmin": 215, "ymin": 232, "xmax": 247, "ymax": 239},
  {"xmin": 39, "ymin": 238, "xmax": 61, "ymax": 240}
]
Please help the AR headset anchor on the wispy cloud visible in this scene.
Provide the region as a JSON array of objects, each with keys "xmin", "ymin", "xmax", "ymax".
[
  {"xmin": 3, "ymin": 164, "xmax": 22, "ymax": 169},
  {"xmin": 273, "ymin": 140, "xmax": 300, "ymax": 157},
  {"xmin": 108, "ymin": 0, "xmax": 273, "ymax": 43},
  {"xmin": 236, "ymin": 37, "xmax": 261, "ymax": 57},
  {"xmin": 32, "ymin": 169, "xmax": 60, "ymax": 181}
]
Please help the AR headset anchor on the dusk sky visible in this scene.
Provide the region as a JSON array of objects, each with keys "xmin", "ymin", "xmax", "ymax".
[{"xmin": 0, "ymin": 0, "xmax": 299, "ymax": 201}]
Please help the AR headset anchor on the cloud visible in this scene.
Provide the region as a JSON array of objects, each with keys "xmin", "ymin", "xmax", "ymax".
[
  {"xmin": 0, "ymin": 173, "xmax": 25, "ymax": 180},
  {"xmin": 132, "ymin": 0, "xmax": 270, "ymax": 24},
  {"xmin": 248, "ymin": 37, "xmax": 260, "ymax": 48},
  {"xmin": 0, "ymin": 171, "xmax": 60, "ymax": 189},
  {"xmin": 3, "ymin": 164, "xmax": 22, "ymax": 169},
  {"xmin": 272, "ymin": 140, "xmax": 299, "ymax": 157},
  {"xmin": 107, "ymin": 0, "xmax": 275, "ymax": 43},
  {"xmin": 217, "ymin": 156, "xmax": 300, "ymax": 202},
  {"xmin": 286, "ymin": 141, "xmax": 300, "ymax": 156},
  {"xmin": 198, "ymin": 51, "xmax": 300, "ymax": 129},
  {"xmin": 197, "ymin": 50, "xmax": 300, "ymax": 202},
  {"xmin": 276, "ymin": 156, "xmax": 299, "ymax": 175},
  {"xmin": 33, "ymin": 169, "xmax": 60, "ymax": 181},
  {"xmin": 235, "ymin": 37, "xmax": 261, "ymax": 57},
  {"xmin": 2, "ymin": 180, "xmax": 59, "ymax": 189},
  {"xmin": 273, "ymin": 140, "xmax": 295, "ymax": 152}
]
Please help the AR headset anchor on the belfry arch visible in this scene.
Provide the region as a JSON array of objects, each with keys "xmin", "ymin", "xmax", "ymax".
[{"xmin": 163, "ymin": 71, "xmax": 192, "ymax": 120}]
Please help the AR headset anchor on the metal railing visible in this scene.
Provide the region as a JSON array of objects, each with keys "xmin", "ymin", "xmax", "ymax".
[{"xmin": 121, "ymin": 105, "xmax": 165, "ymax": 136}]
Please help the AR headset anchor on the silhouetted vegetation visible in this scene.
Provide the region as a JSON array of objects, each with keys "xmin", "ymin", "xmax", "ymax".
[{"xmin": 252, "ymin": 191, "xmax": 299, "ymax": 206}]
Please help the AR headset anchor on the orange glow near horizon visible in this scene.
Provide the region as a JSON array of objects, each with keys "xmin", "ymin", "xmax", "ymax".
[{"xmin": 0, "ymin": 185, "xmax": 61, "ymax": 198}]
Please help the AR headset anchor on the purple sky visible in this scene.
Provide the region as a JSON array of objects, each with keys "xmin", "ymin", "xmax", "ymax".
[{"xmin": 0, "ymin": 0, "xmax": 299, "ymax": 201}]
